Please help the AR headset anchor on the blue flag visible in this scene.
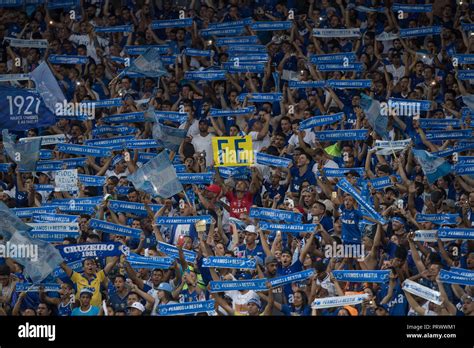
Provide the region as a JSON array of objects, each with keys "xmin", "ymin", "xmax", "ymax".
[
  {"xmin": 360, "ymin": 94, "xmax": 389, "ymax": 140},
  {"xmin": 152, "ymin": 121, "xmax": 187, "ymax": 152},
  {"xmin": 0, "ymin": 202, "xmax": 64, "ymax": 283},
  {"xmin": 2, "ymin": 129, "xmax": 41, "ymax": 171},
  {"xmin": 0, "ymin": 86, "xmax": 56, "ymax": 131},
  {"xmin": 129, "ymin": 151, "xmax": 183, "ymax": 198},
  {"xmin": 29, "ymin": 62, "xmax": 66, "ymax": 115},
  {"xmin": 413, "ymin": 149, "xmax": 452, "ymax": 184},
  {"xmin": 126, "ymin": 47, "xmax": 169, "ymax": 77}
]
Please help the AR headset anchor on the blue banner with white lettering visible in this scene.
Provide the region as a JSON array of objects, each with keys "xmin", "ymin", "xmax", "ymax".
[
  {"xmin": 33, "ymin": 213, "xmax": 78, "ymax": 223},
  {"xmin": 237, "ymin": 93, "xmax": 282, "ymax": 102},
  {"xmin": 184, "ymin": 70, "xmax": 227, "ymax": 81},
  {"xmin": 416, "ymin": 214, "xmax": 459, "ymax": 225},
  {"xmin": 437, "ymin": 228, "xmax": 474, "ymax": 240},
  {"xmin": 255, "ymin": 152, "xmax": 291, "ymax": 168},
  {"xmin": 288, "ymin": 80, "xmax": 327, "ymax": 89},
  {"xmin": 250, "ymin": 207, "xmax": 302, "ymax": 223},
  {"xmin": 269, "ymin": 269, "xmax": 315, "ymax": 288},
  {"xmin": 299, "ymin": 112, "xmax": 344, "ymax": 130},
  {"xmin": 209, "ymin": 279, "xmax": 267, "ymax": 292},
  {"xmin": 102, "ymin": 112, "xmax": 145, "ymax": 123},
  {"xmin": 89, "ymin": 219, "xmax": 141, "ymax": 238},
  {"xmin": 399, "ymin": 26, "xmax": 442, "ymax": 38},
  {"xmin": 202, "ymin": 256, "xmax": 256, "ymax": 269},
  {"xmin": 156, "ymin": 241, "xmax": 197, "ymax": 263},
  {"xmin": 157, "ymin": 300, "xmax": 215, "ymax": 316},
  {"xmin": 332, "ymin": 270, "xmax": 390, "ymax": 283},
  {"xmin": 156, "ymin": 216, "xmax": 211, "ymax": 225},
  {"xmin": 151, "ymin": 18, "xmax": 193, "ymax": 29},
  {"xmin": 215, "ymin": 36, "xmax": 259, "ymax": 45},
  {"xmin": 209, "ymin": 107, "xmax": 256, "ymax": 117},
  {"xmin": 327, "ymin": 79, "xmax": 372, "ymax": 89},
  {"xmin": 57, "ymin": 242, "xmax": 129, "ymax": 262},
  {"xmin": 259, "ymin": 221, "xmax": 317, "ymax": 233},
  {"xmin": 108, "ymin": 200, "xmax": 162, "ymax": 216},
  {"xmin": 315, "ymin": 130, "xmax": 368, "ymax": 141},
  {"xmin": 56, "ymin": 143, "xmax": 112, "ymax": 157},
  {"xmin": 177, "ymin": 173, "xmax": 213, "ymax": 184},
  {"xmin": 438, "ymin": 269, "xmax": 474, "ymax": 286}
]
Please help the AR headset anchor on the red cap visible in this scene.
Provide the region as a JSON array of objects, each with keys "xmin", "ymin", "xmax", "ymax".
[{"xmin": 206, "ymin": 184, "xmax": 221, "ymax": 195}]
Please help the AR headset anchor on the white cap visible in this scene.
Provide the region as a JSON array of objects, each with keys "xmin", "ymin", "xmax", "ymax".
[
  {"xmin": 244, "ymin": 225, "xmax": 257, "ymax": 234},
  {"xmin": 128, "ymin": 302, "xmax": 145, "ymax": 312}
]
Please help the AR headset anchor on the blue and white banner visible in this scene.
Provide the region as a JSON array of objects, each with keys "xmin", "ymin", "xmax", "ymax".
[
  {"xmin": 458, "ymin": 156, "xmax": 474, "ymax": 165},
  {"xmin": 461, "ymin": 23, "xmax": 474, "ymax": 32},
  {"xmin": 33, "ymin": 184, "xmax": 54, "ymax": 191},
  {"xmin": 237, "ymin": 93, "xmax": 282, "ymax": 102},
  {"xmin": 20, "ymin": 134, "xmax": 66, "ymax": 146},
  {"xmin": 453, "ymin": 54, "xmax": 474, "ymax": 65},
  {"xmin": 202, "ymin": 257, "xmax": 256, "ymax": 270},
  {"xmin": 77, "ymin": 174, "xmax": 106, "ymax": 187},
  {"xmin": 61, "ymin": 157, "xmax": 88, "ymax": 169},
  {"xmin": 4, "ymin": 37, "xmax": 48, "ymax": 49},
  {"xmin": 313, "ymin": 28, "xmax": 361, "ymax": 38},
  {"xmin": 102, "ymin": 112, "xmax": 145, "ymax": 123},
  {"xmin": 327, "ymin": 79, "xmax": 372, "ymax": 89},
  {"xmin": 47, "ymin": 0, "xmax": 79, "ymax": 9},
  {"xmin": 154, "ymin": 110, "xmax": 188, "ymax": 124},
  {"xmin": 402, "ymin": 279, "xmax": 442, "ymax": 305},
  {"xmin": 317, "ymin": 63, "xmax": 363, "ymax": 72},
  {"xmin": 200, "ymin": 27, "xmax": 245, "ymax": 37},
  {"xmin": 124, "ymin": 45, "xmax": 170, "ymax": 55},
  {"xmin": 413, "ymin": 230, "xmax": 438, "ymax": 242},
  {"xmin": 53, "ymin": 203, "xmax": 96, "ymax": 214},
  {"xmin": 416, "ymin": 214, "xmax": 459, "ymax": 225},
  {"xmin": 208, "ymin": 18, "xmax": 253, "ymax": 29},
  {"xmin": 215, "ymin": 36, "xmax": 259, "ymax": 45},
  {"xmin": 438, "ymin": 269, "xmax": 474, "ymax": 286},
  {"xmin": 288, "ymin": 80, "xmax": 327, "ymax": 89},
  {"xmin": 94, "ymin": 25, "xmax": 133, "ymax": 33},
  {"xmin": 184, "ymin": 70, "xmax": 227, "ymax": 81},
  {"xmin": 259, "ymin": 221, "xmax": 317, "ymax": 233},
  {"xmin": 29, "ymin": 231, "xmax": 78, "ymax": 242},
  {"xmin": 374, "ymin": 139, "xmax": 412, "ymax": 155},
  {"xmin": 434, "ymin": 143, "xmax": 474, "ymax": 158},
  {"xmin": 332, "ymin": 270, "xmax": 390, "ymax": 283},
  {"xmin": 449, "ymin": 267, "xmax": 474, "ymax": 278},
  {"xmin": 174, "ymin": 164, "xmax": 186, "ymax": 173},
  {"xmin": 150, "ymin": 18, "xmax": 193, "ymax": 29},
  {"xmin": 454, "ymin": 164, "xmax": 474, "ymax": 175},
  {"xmin": 34, "ymin": 161, "xmax": 63, "ymax": 172},
  {"xmin": 437, "ymin": 228, "xmax": 474, "ymax": 240},
  {"xmin": 223, "ymin": 62, "xmax": 266, "ymax": 73},
  {"xmin": 115, "ymin": 186, "xmax": 132, "ymax": 195},
  {"xmin": 217, "ymin": 166, "xmax": 251, "ymax": 179},
  {"xmin": 355, "ymin": 6, "xmax": 384, "ymax": 13},
  {"xmin": 0, "ymin": 0, "xmax": 23, "ymax": 7},
  {"xmin": 110, "ymin": 56, "xmax": 127, "ymax": 64},
  {"xmin": 89, "ymin": 219, "xmax": 142, "ymax": 238},
  {"xmin": 425, "ymin": 130, "xmax": 471, "ymax": 141},
  {"xmin": 368, "ymin": 175, "xmax": 401, "ymax": 190},
  {"xmin": 16, "ymin": 283, "xmax": 61, "ymax": 292},
  {"xmin": 51, "ymin": 197, "xmax": 103, "ymax": 205},
  {"xmin": 299, "ymin": 112, "xmax": 343, "ymax": 130},
  {"xmin": 388, "ymin": 98, "xmax": 432, "ymax": 112},
  {"xmin": 310, "ymin": 52, "xmax": 356, "ymax": 64},
  {"xmin": 399, "ymin": 26, "xmax": 442, "ymax": 38},
  {"xmin": 177, "ymin": 173, "xmax": 213, "ymax": 184},
  {"xmin": 48, "ymin": 55, "xmax": 89, "ymax": 65},
  {"xmin": 127, "ymin": 253, "xmax": 174, "ymax": 268},
  {"xmin": 157, "ymin": 300, "xmax": 215, "ymax": 316},
  {"xmin": 209, "ymin": 279, "xmax": 267, "ymax": 292},
  {"xmin": 315, "ymin": 130, "xmax": 368, "ymax": 141},
  {"xmin": 124, "ymin": 139, "xmax": 162, "ymax": 149},
  {"xmin": 226, "ymin": 45, "xmax": 267, "ymax": 53},
  {"xmin": 57, "ymin": 242, "xmax": 129, "ymax": 262},
  {"xmin": 269, "ymin": 269, "xmax": 315, "ymax": 288},
  {"xmin": 12, "ymin": 206, "xmax": 57, "ymax": 219},
  {"xmin": 419, "ymin": 118, "xmax": 461, "ymax": 129},
  {"xmin": 0, "ymin": 86, "xmax": 56, "ymax": 131},
  {"xmin": 250, "ymin": 21, "xmax": 292, "ymax": 31},
  {"xmin": 137, "ymin": 152, "xmax": 157, "ymax": 163},
  {"xmin": 39, "ymin": 150, "xmax": 53, "ymax": 160},
  {"xmin": 156, "ymin": 216, "xmax": 211, "ymax": 225},
  {"xmin": 82, "ymin": 98, "xmax": 123, "ymax": 108},
  {"xmin": 312, "ymin": 294, "xmax": 369, "ymax": 309},
  {"xmin": 93, "ymin": 125, "xmax": 137, "ymax": 136},
  {"xmin": 183, "ymin": 48, "xmax": 212, "ymax": 58},
  {"xmin": 228, "ymin": 53, "xmax": 269, "ymax": 62},
  {"xmin": 412, "ymin": 149, "xmax": 452, "ymax": 184},
  {"xmin": 337, "ymin": 178, "xmax": 387, "ymax": 224},
  {"xmin": 27, "ymin": 222, "xmax": 78, "ymax": 232},
  {"xmin": 0, "ymin": 74, "xmax": 31, "ymax": 82},
  {"xmin": 50, "ymin": 260, "xmax": 83, "ymax": 279},
  {"xmin": 250, "ymin": 207, "xmax": 302, "ymax": 223},
  {"xmin": 33, "ymin": 213, "xmax": 78, "ymax": 223},
  {"xmin": 108, "ymin": 200, "xmax": 162, "ymax": 216},
  {"xmin": 255, "ymin": 152, "xmax": 291, "ymax": 168},
  {"xmin": 209, "ymin": 107, "xmax": 256, "ymax": 117},
  {"xmin": 56, "ymin": 143, "xmax": 112, "ymax": 157},
  {"xmin": 156, "ymin": 241, "xmax": 197, "ymax": 263},
  {"xmin": 392, "ymin": 3, "xmax": 432, "ymax": 12},
  {"xmin": 322, "ymin": 167, "xmax": 365, "ymax": 177}
]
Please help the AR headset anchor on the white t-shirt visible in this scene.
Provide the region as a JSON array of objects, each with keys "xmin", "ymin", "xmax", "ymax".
[
  {"xmin": 69, "ymin": 34, "xmax": 109, "ymax": 64},
  {"xmin": 288, "ymin": 131, "xmax": 316, "ymax": 148},
  {"xmin": 224, "ymin": 290, "xmax": 259, "ymax": 315},
  {"xmin": 312, "ymin": 159, "xmax": 339, "ymax": 177},
  {"xmin": 179, "ymin": 119, "xmax": 200, "ymax": 138},
  {"xmin": 249, "ymin": 131, "xmax": 271, "ymax": 152},
  {"xmin": 105, "ymin": 168, "xmax": 130, "ymax": 179},
  {"xmin": 191, "ymin": 132, "xmax": 214, "ymax": 166},
  {"xmin": 384, "ymin": 64, "xmax": 405, "ymax": 84}
]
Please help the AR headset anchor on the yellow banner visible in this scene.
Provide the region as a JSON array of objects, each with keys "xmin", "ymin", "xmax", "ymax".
[{"xmin": 212, "ymin": 136, "xmax": 254, "ymax": 166}]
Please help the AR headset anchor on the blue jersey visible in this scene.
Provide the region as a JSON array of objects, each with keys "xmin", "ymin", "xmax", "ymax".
[
  {"xmin": 377, "ymin": 280, "xmax": 408, "ymax": 316},
  {"xmin": 338, "ymin": 205, "xmax": 363, "ymax": 244},
  {"xmin": 277, "ymin": 259, "xmax": 303, "ymax": 303},
  {"xmin": 236, "ymin": 243, "xmax": 265, "ymax": 260},
  {"xmin": 290, "ymin": 166, "xmax": 316, "ymax": 193},
  {"xmin": 281, "ymin": 304, "xmax": 311, "ymax": 316},
  {"xmin": 58, "ymin": 300, "xmax": 74, "ymax": 316}
]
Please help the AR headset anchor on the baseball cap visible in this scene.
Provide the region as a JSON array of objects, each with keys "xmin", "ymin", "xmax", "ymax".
[
  {"xmin": 247, "ymin": 297, "xmax": 262, "ymax": 309},
  {"xmin": 442, "ymin": 199, "xmax": 455, "ymax": 208},
  {"xmin": 128, "ymin": 301, "xmax": 145, "ymax": 312},
  {"xmin": 245, "ymin": 225, "xmax": 257, "ymax": 234},
  {"xmin": 157, "ymin": 282, "xmax": 173, "ymax": 293},
  {"xmin": 206, "ymin": 184, "xmax": 221, "ymax": 195},
  {"xmin": 80, "ymin": 288, "xmax": 94, "ymax": 296},
  {"xmin": 35, "ymin": 172, "xmax": 51, "ymax": 180},
  {"xmin": 265, "ymin": 255, "xmax": 278, "ymax": 265}
]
